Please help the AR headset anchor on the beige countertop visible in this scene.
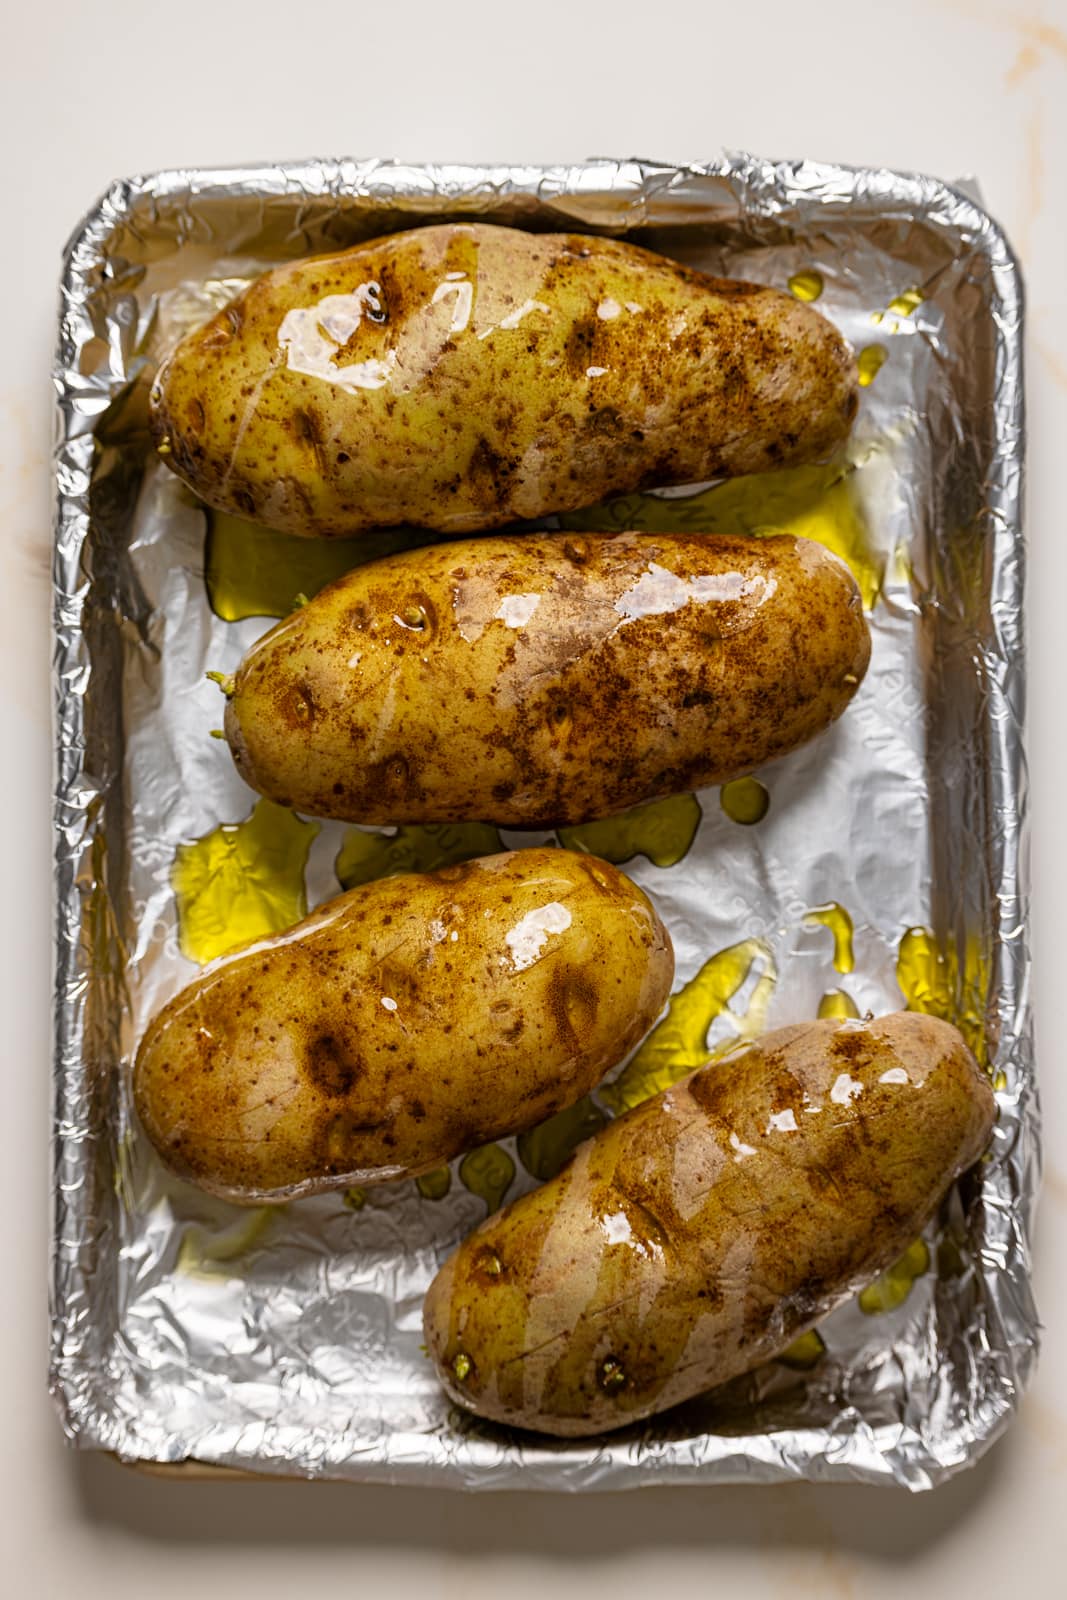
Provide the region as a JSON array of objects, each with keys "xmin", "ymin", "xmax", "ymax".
[{"xmin": 4, "ymin": 0, "xmax": 1064, "ymax": 1592}]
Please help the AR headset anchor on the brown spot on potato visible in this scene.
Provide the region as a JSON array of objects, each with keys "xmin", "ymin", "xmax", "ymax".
[
  {"xmin": 548, "ymin": 967, "xmax": 599, "ymax": 1049},
  {"xmin": 689, "ymin": 1062, "xmax": 742, "ymax": 1120},
  {"xmin": 306, "ymin": 1033, "xmax": 360, "ymax": 1097},
  {"xmin": 280, "ymin": 681, "xmax": 316, "ymax": 728},
  {"xmin": 587, "ymin": 406, "xmax": 623, "ymax": 436},
  {"xmin": 833, "ymin": 1033, "xmax": 872, "ymax": 1066},
  {"xmin": 473, "ymin": 1246, "xmax": 504, "ymax": 1281},
  {"xmin": 563, "ymin": 315, "xmax": 597, "ymax": 376},
  {"xmin": 466, "ymin": 436, "xmax": 513, "ymax": 511},
  {"xmin": 290, "ymin": 406, "xmax": 327, "ymax": 474}
]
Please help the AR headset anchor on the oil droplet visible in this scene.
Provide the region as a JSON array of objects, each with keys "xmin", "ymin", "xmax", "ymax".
[
  {"xmin": 601, "ymin": 939, "xmax": 776, "ymax": 1114},
  {"xmin": 459, "ymin": 1144, "xmax": 515, "ymax": 1213},
  {"xmin": 558, "ymin": 794, "xmax": 701, "ymax": 868},
  {"xmin": 896, "ymin": 926, "xmax": 988, "ymax": 1067},
  {"xmin": 336, "ymin": 821, "xmax": 504, "ymax": 891},
  {"xmin": 897, "ymin": 927, "xmax": 947, "ymax": 1011},
  {"xmin": 598, "ymin": 1356, "xmax": 627, "ymax": 1393},
  {"xmin": 477, "ymin": 1248, "xmax": 503, "ymax": 1277},
  {"xmin": 452, "ymin": 1351, "xmax": 472, "ymax": 1382},
  {"xmin": 416, "ymin": 1167, "xmax": 452, "ymax": 1201},
  {"xmin": 204, "ymin": 510, "xmax": 445, "ymax": 622},
  {"xmin": 720, "ymin": 777, "xmax": 769, "ymax": 825},
  {"xmin": 993, "ymin": 1069, "xmax": 1008, "ymax": 1092},
  {"xmin": 788, "ymin": 270, "xmax": 824, "ymax": 303},
  {"xmin": 343, "ymin": 1186, "xmax": 367, "ymax": 1210},
  {"xmin": 85, "ymin": 824, "xmax": 131, "ymax": 1021},
  {"xmin": 888, "ymin": 287, "xmax": 924, "ymax": 316},
  {"xmin": 517, "ymin": 1096, "xmax": 606, "ymax": 1181},
  {"xmin": 858, "ymin": 1238, "xmax": 930, "ymax": 1314},
  {"xmin": 176, "ymin": 1207, "xmax": 274, "ymax": 1276},
  {"xmin": 817, "ymin": 988, "xmax": 860, "ymax": 1020},
  {"xmin": 857, "ymin": 344, "xmax": 888, "ymax": 387},
  {"xmin": 805, "ymin": 903, "xmax": 854, "ymax": 974},
  {"xmin": 562, "ymin": 459, "xmax": 883, "ymax": 610},
  {"xmin": 113, "ymin": 1128, "xmax": 137, "ymax": 1214},
  {"xmin": 171, "ymin": 799, "xmax": 320, "ymax": 965},
  {"xmin": 778, "ymin": 1328, "xmax": 826, "ymax": 1369}
]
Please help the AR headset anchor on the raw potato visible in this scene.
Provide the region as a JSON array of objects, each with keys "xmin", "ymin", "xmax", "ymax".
[
  {"xmin": 133, "ymin": 849, "xmax": 673, "ymax": 1202},
  {"xmin": 424, "ymin": 1013, "xmax": 995, "ymax": 1437},
  {"xmin": 224, "ymin": 531, "xmax": 871, "ymax": 828},
  {"xmin": 150, "ymin": 223, "xmax": 858, "ymax": 537}
]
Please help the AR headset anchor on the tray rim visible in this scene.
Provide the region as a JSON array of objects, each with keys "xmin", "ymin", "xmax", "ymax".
[{"xmin": 50, "ymin": 155, "xmax": 1035, "ymax": 1491}]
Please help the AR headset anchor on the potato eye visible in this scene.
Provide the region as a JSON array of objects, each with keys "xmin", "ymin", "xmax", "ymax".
[{"xmin": 598, "ymin": 1356, "xmax": 627, "ymax": 1393}]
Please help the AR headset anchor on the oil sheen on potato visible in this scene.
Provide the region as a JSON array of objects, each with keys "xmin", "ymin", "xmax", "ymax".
[
  {"xmin": 423, "ymin": 1013, "xmax": 995, "ymax": 1437},
  {"xmin": 133, "ymin": 849, "xmax": 673, "ymax": 1202},
  {"xmin": 150, "ymin": 223, "xmax": 858, "ymax": 537},
  {"xmin": 224, "ymin": 531, "xmax": 871, "ymax": 828}
]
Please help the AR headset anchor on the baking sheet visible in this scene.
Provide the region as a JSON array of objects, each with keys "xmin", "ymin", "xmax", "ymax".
[{"xmin": 51, "ymin": 158, "xmax": 1036, "ymax": 1489}]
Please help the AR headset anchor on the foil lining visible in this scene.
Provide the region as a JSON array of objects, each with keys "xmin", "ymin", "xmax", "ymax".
[{"xmin": 50, "ymin": 158, "xmax": 1036, "ymax": 1489}]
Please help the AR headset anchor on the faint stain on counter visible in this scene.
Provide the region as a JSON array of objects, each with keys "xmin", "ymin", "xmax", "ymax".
[
  {"xmin": 1006, "ymin": 41, "xmax": 1042, "ymax": 83},
  {"xmin": 1043, "ymin": 1162, "xmax": 1067, "ymax": 1209},
  {"xmin": 1034, "ymin": 335, "xmax": 1067, "ymax": 392}
]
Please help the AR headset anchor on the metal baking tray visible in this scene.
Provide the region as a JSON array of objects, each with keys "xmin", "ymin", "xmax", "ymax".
[{"xmin": 51, "ymin": 157, "xmax": 1036, "ymax": 1489}]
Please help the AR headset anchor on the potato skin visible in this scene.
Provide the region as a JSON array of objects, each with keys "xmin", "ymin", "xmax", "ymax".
[
  {"xmin": 149, "ymin": 223, "xmax": 857, "ymax": 537},
  {"xmin": 225, "ymin": 531, "xmax": 871, "ymax": 828},
  {"xmin": 423, "ymin": 1013, "xmax": 995, "ymax": 1437},
  {"xmin": 133, "ymin": 849, "xmax": 673, "ymax": 1202}
]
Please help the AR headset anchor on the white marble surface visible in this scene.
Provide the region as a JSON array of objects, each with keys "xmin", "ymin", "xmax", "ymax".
[{"xmin": 4, "ymin": 0, "xmax": 1065, "ymax": 1591}]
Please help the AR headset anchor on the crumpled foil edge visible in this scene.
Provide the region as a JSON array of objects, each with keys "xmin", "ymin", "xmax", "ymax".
[{"xmin": 50, "ymin": 157, "xmax": 1036, "ymax": 1490}]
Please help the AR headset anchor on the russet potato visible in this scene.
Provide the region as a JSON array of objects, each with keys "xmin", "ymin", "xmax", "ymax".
[
  {"xmin": 424, "ymin": 1013, "xmax": 995, "ymax": 1436},
  {"xmin": 134, "ymin": 849, "xmax": 673, "ymax": 1202},
  {"xmin": 224, "ymin": 531, "xmax": 871, "ymax": 828},
  {"xmin": 150, "ymin": 223, "xmax": 857, "ymax": 537}
]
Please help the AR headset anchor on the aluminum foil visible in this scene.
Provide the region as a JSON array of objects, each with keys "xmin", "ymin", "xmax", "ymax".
[{"xmin": 50, "ymin": 158, "xmax": 1036, "ymax": 1490}]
